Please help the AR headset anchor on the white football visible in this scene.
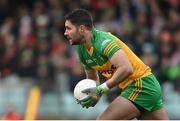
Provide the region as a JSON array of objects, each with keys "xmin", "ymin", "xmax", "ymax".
[{"xmin": 74, "ymin": 79, "xmax": 96, "ymax": 100}]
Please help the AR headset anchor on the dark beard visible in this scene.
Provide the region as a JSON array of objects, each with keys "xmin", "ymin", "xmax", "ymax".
[{"xmin": 71, "ymin": 35, "xmax": 85, "ymax": 45}]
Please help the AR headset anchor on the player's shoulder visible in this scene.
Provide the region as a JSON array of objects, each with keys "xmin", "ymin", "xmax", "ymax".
[
  {"xmin": 93, "ymin": 29, "xmax": 117, "ymax": 47},
  {"xmin": 93, "ymin": 29, "xmax": 111, "ymax": 40},
  {"xmin": 92, "ymin": 29, "xmax": 113, "ymax": 46}
]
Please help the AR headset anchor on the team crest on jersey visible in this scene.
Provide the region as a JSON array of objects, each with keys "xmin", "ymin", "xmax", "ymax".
[{"xmin": 98, "ymin": 56, "xmax": 105, "ymax": 61}]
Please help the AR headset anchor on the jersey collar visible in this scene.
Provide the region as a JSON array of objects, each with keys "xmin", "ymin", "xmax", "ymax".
[
  {"xmin": 85, "ymin": 28, "xmax": 96, "ymax": 56},
  {"xmin": 86, "ymin": 47, "xmax": 94, "ymax": 56}
]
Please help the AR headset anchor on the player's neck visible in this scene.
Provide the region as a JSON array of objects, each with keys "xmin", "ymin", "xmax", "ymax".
[{"xmin": 83, "ymin": 30, "xmax": 92, "ymax": 49}]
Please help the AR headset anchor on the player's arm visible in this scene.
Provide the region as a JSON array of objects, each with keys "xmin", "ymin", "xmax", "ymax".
[
  {"xmin": 85, "ymin": 69, "xmax": 100, "ymax": 84},
  {"xmin": 79, "ymin": 50, "xmax": 132, "ymax": 108},
  {"xmin": 106, "ymin": 49, "xmax": 133, "ymax": 89}
]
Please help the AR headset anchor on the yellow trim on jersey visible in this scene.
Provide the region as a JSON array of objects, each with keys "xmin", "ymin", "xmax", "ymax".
[
  {"xmin": 105, "ymin": 43, "xmax": 115, "ymax": 55},
  {"xmin": 86, "ymin": 47, "xmax": 94, "ymax": 56},
  {"xmin": 104, "ymin": 41, "xmax": 115, "ymax": 55},
  {"xmin": 107, "ymin": 44, "xmax": 119, "ymax": 56}
]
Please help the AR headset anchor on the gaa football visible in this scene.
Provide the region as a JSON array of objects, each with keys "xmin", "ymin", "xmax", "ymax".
[{"xmin": 73, "ymin": 79, "xmax": 96, "ymax": 101}]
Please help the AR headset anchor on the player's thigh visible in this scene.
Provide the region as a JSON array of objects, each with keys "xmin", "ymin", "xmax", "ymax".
[
  {"xmin": 140, "ymin": 107, "xmax": 169, "ymax": 120},
  {"xmin": 97, "ymin": 96, "xmax": 140, "ymax": 120}
]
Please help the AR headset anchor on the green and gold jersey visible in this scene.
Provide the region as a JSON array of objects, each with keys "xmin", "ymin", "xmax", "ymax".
[{"xmin": 76, "ymin": 29, "xmax": 151, "ymax": 90}]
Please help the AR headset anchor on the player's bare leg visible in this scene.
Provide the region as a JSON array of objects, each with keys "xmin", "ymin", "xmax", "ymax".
[
  {"xmin": 140, "ymin": 108, "xmax": 169, "ymax": 120},
  {"xmin": 97, "ymin": 96, "xmax": 140, "ymax": 120}
]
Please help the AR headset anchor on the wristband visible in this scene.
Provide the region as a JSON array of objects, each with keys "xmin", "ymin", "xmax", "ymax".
[
  {"xmin": 100, "ymin": 83, "xmax": 110, "ymax": 92},
  {"xmin": 97, "ymin": 83, "xmax": 110, "ymax": 94}
]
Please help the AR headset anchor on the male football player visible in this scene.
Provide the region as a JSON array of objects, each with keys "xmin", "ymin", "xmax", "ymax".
[{"xmin": 64, "ymin": 8, "xmax": 168, "ymax": 120}]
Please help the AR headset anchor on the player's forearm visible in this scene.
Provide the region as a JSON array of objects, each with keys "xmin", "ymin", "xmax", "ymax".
[
  {"xmin": 106, "ymin": 65, "xmax": 133, "ymax": 89},
  {"xmin": 87, "ymin": 75, "xmax": 100, "ymax": 84},
  {"xmin": 85, "ymin": 70, "xmax": 100, "ymax": 84}
]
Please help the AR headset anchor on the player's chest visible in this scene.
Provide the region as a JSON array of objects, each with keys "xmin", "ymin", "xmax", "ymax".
[{"xmin": 82, "ymin": 49, "xmax": 107, "ymax": 66}]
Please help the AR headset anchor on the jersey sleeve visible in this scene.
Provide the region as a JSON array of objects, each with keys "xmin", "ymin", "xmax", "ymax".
[{"xmin": 100, "ymin": 38, "xmax": 121, "ymax": 59}]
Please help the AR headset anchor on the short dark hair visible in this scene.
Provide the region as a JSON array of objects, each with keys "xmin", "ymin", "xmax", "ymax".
[{"xmin": 65, "ymin": 8, "xmax": 93, "ymax": 29}]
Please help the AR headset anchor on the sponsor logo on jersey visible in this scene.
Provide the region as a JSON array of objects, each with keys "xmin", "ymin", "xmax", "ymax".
[
  {"xmin": 99, "ymin": 65, "xmax": 116, "ymax": 75},
  {"xmin": 102, "ymin": 39, "xmax": 111, "ymax": 46},
  {"xmin": 86, "ymin": 59, "xmax": 93, "ymax": 64},
  {"xmin": 101, "ymin": 39, "xmax": 111, "ymax": 51}
]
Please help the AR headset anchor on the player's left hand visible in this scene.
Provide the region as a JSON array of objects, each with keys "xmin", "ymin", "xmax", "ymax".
[{"xmin": 78, "ymin": 86, "xmax": 105, "ymax": 108}]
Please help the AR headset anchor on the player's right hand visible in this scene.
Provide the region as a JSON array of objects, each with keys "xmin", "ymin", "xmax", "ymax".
[
  {"xmin": 77, "ymin": 85, "xmax": 105, "ymax": 108},
  {"xmin": 77, "ymin": 95, "xmax": 99, "ymax": 108}
]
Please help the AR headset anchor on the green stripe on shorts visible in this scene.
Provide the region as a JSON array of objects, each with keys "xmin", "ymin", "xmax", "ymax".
[{"xmin": 120, "ymin": 74, "xmax": 164, "ymax": 112}]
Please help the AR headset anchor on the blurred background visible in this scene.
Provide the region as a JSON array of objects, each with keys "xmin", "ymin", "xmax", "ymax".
[{"xmin": 0, "ymin": 0, "xmax": 180, "ymax": 120}]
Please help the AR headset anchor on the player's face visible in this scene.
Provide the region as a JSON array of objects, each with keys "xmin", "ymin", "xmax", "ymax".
[{"xmin": 64, "ymin": 20, "xmax": 83, "ymax": 45}]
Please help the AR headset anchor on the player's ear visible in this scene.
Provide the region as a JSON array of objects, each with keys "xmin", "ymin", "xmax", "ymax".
[{"xmin": 79, "ymin": 25, "xmax": 85, "ymax": 33}]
